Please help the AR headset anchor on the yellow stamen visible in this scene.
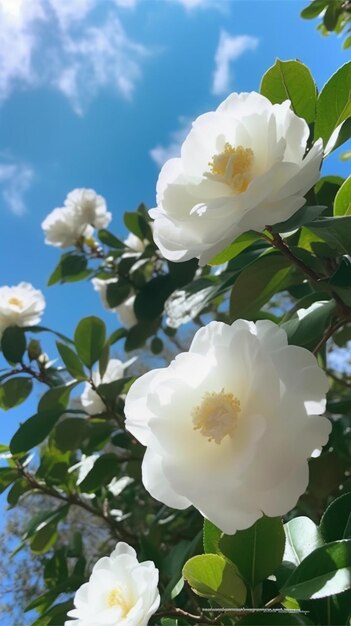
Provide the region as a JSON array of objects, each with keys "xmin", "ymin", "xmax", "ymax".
[
  {"xmin": 8, "ymin": 297, "xmax": 23, "ymax": 307},
  {"xmin": 208, "ymin": 143, "xmax": 254, "ymax": 193},
  {"xmin": 106, "ymin": 588, "xmax": 131, "ymax": 616},
  {"xmin": 192, "ymin": 390, "xmax": 241, "ymax": 444}
]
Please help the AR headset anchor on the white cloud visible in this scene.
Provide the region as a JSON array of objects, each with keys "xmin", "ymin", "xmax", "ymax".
[
  {"xmin": 150, "ymin": 117, "xmax": 191, "ymax": 168},
  {"xmin": 212, "ymin": 31, "xmax": 259, "ymax": 95},
  {"xmin": 169, "ymin": 0, "xmax": 225, "ymax": 9},
  {"xmin": 0, "ymin": 161, "xmax": 34, "ymax": 216},
  {"xmin": 0, "ymin": 0, "xmax": 148, "ymax": 112}
]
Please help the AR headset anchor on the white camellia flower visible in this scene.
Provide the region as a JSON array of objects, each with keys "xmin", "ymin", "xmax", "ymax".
[
  {"xmin": 64, "ymin": 188, "xmax": 112, "ymax": 230},
  {"xmin": 0, "ymin": 282, "xmax": 45, "ymax": 335},
  {"xmin": 124, "ymin": 232, "xmax": 146, "ymax": 254},
  {"xmin": 65, "ymin": 542, "xmax": 160, "ymax": 626},
  {"xmin": 150, "ymin": 92, "xmax": 323, "ymax": 265},
  {"xmin": 125, "ymin": 319, "xmax": 331, "ymax": 534},
  {"xmin": 92, "ymin": 278, "xmax": 137, "ymax": 329},
  {"xmin": 81, "ymin": 358, "xmax": 135, "ymax": 415},
  {"xmin": 42, "ymin": 188, "xmax": 111, "ymax": 248}
]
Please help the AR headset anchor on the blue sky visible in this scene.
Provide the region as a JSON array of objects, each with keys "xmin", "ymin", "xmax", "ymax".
[{"xmin": 0, "ymin": 0, "xmax": 349, "ymax": 449}]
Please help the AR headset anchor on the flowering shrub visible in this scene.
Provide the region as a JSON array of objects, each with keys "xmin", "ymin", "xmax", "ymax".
[{"xmin": 1, "ymin": 53, "xmax": 351, "ymax": 626}]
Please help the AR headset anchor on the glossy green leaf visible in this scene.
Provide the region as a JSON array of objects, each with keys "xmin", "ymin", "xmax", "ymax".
[
  {"xmin": 10, "ymin": 409, "xmax": 64, "ymax": 454},
  {"xmin": 125, "ymin": 320, "xmax": 159, "ymax": 351},
  {"xmin": 208, "ymin": 232, "xmax": 258, "ymax": 266},
  {"xmin": 320, "ymin": 493, "xmax": 351, "ymax": 542},
  {"xmin": 183, "ymin": 553, "xmax": 246, "ymax": 607},
  {"xmin": 0, "ymin": 377, "xmax": 32, "ymax": 410},
  {"xmin": 74, "ymin": 316, "xmax": 106, "ymax": 368},
  {"xmin": 220, "ymin": 516, "xmax": 285, "ymax": 587},
  {"xmin": 203, "ymin": 519, "xmax": 222, "ymax": 554},
  {"xmin": 282, "ymin": 539, "xmax": 351, "ymax": 599},
  {"xmin": 307, "ymin": 215, "xmax": 351, "ymax": 254},
  {"xmin": 230, "ymin": 254, "xmax": 299, "ymax": 320},
  {"xmin": 334, "ymin": 176, "xmax": 351, "ymax": 216},
  {"xmin": 0, "ymin": 467, "xmax": 18, "ymax": 494},
  {"xmin": 1, "ymin": 326, "xmax": 26, "ymax": 364},
  {"xmin": 56, "ymin": 342, "xmax": 86, "ymax": 380},
  {"xmin": 97, "ymin": 229, "xmax": 124, "ymax": 249},
  {"xmin": 106, "ymin": 279, "xmax": 131, "ymax": 307},
  {"xmin": 30, "ymin": 522, "xmax": 58, "ymax": 554},
  {"xmin": 108, "ymin": 328, "xmax": 128, "ymax": 346},
  {"xmin": 98, "ymin": 376, "xmax": 132, "ymax": 402},
  {"xmin": 79, "ymin": 453, "xmax": 119, "ymax": 492},
  {"xmin": 315, "ymin": 61, "xmax": 351, "ymax": 145},
  {"xmin": 315, "ymin": 175, "xmax": 344, "ymax": 208},
  {"xmin": 284, "ymin": 517, "xmax": 323, "ymax": 567},
  {"xmin": 271, "ymin": 205, "xmax": 326, "ymax": 234},
  {"xmin": 260, "ymin": 59, "xmax": 317, "ymax": 123},
  {"xmin": 134, "ymin": 275, "xmax": 175, "ymax": 321},
  {"xmin": 54, "ymin": 418, "xmax": 89, "ymax": 452},
  {"xmin": 281, "ymin": 299, "xmax": 335, "ymax": 349},
  {"xmin": 48, "ymin": 253, "xmax": 88, "ymax": 286},
  {"xmin": 300, "ymin": 0, "xmax": 329, "ymax": 19},
  {"xmin": 167, "ymin": 258, "xmax": 198, "ymax": 287},
  {"xmin": 38, "ymin": 383, "xmax": 75, "ymax": 412}
]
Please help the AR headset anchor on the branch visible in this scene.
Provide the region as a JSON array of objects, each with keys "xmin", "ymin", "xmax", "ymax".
[{"xmin": 313, "ymin": 319, "xmax": 347, "ymax": 355}]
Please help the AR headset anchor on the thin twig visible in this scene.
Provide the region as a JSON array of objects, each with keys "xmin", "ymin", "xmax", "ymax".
[{"xmin": 313, "ymin": 319, "xmax": 347, "ymax": 355}]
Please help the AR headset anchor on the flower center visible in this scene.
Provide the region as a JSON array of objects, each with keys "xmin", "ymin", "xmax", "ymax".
[
  {"xmin": 106, "ymin": 588, "xmax": 131, "ymax": 617},
  {"xmin": 8, "ymin": 297, "xmax": 23, "ymax": 308},
  {"xmin": 208, "ymin": 143, "xmax": 254, "ymax": 193},
  {"xmin": 192, "ymin": 390, "xmax": 241, "ymax": 444}
]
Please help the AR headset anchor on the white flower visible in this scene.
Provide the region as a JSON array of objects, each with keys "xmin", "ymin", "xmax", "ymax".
[
  {"xmin": 64, "ymin": 188, "xmax": 111, "ymax": 230},
  {"xmin": 42, "ymin": 188, "xmax": 111, "ymax": 249},
  {"xmin": 69, "ymin": 454, "xmax": 99, "ymax": 485},
  {"xmin": 108, "ymin": 476, "xmax": 134, "ymax": 496},
  {"xmin": 41, "ymin": 207, "xmax": 93, "ymax": 249},
  {"xmin": 125, "ymin": 319, "xmax": 331, "ymax": 534},
  {"xmin": 0, "ymin": 282, "xmax": 45, "ymax": 335},
  {"xmin": 116, "ymin": 295, "xmax": 137, "ymax": 329},
  {"xmin": 81, "ymin": 358, "xmax": 134, "ymax": 415},
  {"xmin": 65, "ymin": 542, "xmax": 160, "ymax": 626},
  {"xmin": 150, "ymin": 92, "xmax": 323, "ymax": 265},
  {"xmin": 92, "ymin": 278, "xmax": 137, "ymax": 329},
  {"xmin": 124, "ymin": 233, "xmax": 146, "ymax": 254}
]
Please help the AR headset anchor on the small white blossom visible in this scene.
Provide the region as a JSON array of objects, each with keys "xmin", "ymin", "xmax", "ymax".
[
  {"xmin": 108, "ymin": 476, "xmax": 134, "ymax": 497},
  {"xmin": 124, "ymin": 232, "xmax": 146, "ymax": 254},
  {"xmin": 69, "ymin": 454, "xmax": 99, "ymax": 485},
  {"xmin": 150, "ymin": 92, "xmax": 323, "ymax": 265},
  {"xmin": 65, "ymin": 542, "xmax": 160, "ymax": 626},
  {"xmin": 0, "ymin": 282, "xmax": 45, "ymax": 336},
  {"xmin": 64, "ymin": 188, "xmax": 111, "ymax": 230},
  {"xmin": 42, "ymin": 188, "xmax": 111, "ymax": 249},
  {"xmin": 125, "ymin": 319, "xmax": 331, "ymax": 534},
  {"xmin": 81, "ymin": 358, "xmax": 134, "ymax": 415}
]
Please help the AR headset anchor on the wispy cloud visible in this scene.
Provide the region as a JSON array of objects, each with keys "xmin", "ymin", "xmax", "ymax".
[
  {"xmin": 212, "ymin": 31, "xmax": 259, "ymax": 95},
  {"xmin": 0, "ymin": 0, "xmax": 148, "ymax": 113},
  {"xmin": 0, "ymin": 160, "xmax": 34, "ymax": 216},
  {"xmin": 169, "ymin": 0, "xmax": 226, "ymax": 10},
  {"xmin": 149, "ymin": 117, "xmax": 191, "ymax": 168}
]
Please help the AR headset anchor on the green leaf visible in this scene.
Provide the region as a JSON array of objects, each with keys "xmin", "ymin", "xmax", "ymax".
[
  {"xmin": 320, "ymin": 493, "xmax": 351, "ymax": 542},
  {"xmin": 220, "ymin": 516, "xmax": 285, "ymax": 587},
  {"xmin": 230, "ymin": 254, "xmax": 299, "ymax": 320},
  {"xmin": 30, "ymin": 522, "xmax": 58, "ymax": 554},
  {"xmin": 48, "ymin": 253, "xmax": 88, "ymax": 286},
  {"xmin": 38, "ymin": 384, "xmax": 74, "ymax": 412},
  {"xmin": 1, "ymin": 326, "xmax": 26, "ymax": 363},
  {"xmin": 125, "ymin": 320, "xmax": 159, "ymax": 351},
  {"xmin": 98, "ymin": 377, "xmax": 132, "ymax": 402},
  {"xmin": 56, "ymin": 342, "xmax": 86, "ymax": 380},
  {"xmin": 203, "ymin": 519, "xmax": 222, "ymax": 554},
  {"xmin": 344, "ymin": 35, "xmax": 351, "ymax": 50},
  {"xmin": 307, "ymin": 215, "xmax": 351, "ymax": 254},
  {"xmin": 326, "ymin": 117, "xmax": 351, "ymax": 155},
  {"xmin": 315, "ymin": 61, "xmax": 351, "ymax": 145},
  {"xmin": 315, "ymin": 175, "xmax": 344, "ymax": 208},
  {"xmin": 300, "ymin": 0, "xmax": 329, "ymax": 19},
  {"xmin": 167, "ymin": 258, "xmax": 198, "ymax": 287},
  {"xmin": 284, "ymin": 517, "xmax": 323, "ymax": 567},
  {"xmin": 183, "ymin": 553, "xmax": 246, "ymax": 607},
  {"xmin": 0, "ymin": 377, "xmax": 32, "ymax": 410},
  {"xmin": 108, "ymin": 328, "xmax": 128, "ymax": 346},
  {"xmin": 260, "ymin": 59, "xmax": 317, "ymax": 123},
  {"xmin": 208, "ymin": 232, "xmax": 258, "ymax": 266},
  {"xmin": 54, "ymin": 418, "xmax": 89, "ymax": 452},
  {"xmin": 10, "ymin": 409, "xmax": 64, "ymax": 454},
  {"xmin": 282, "ymin": 539, "xmax": 351, "ymax": 599},
  {"xmin": 124, "ymin": 212, "xmax": 146, "ymax": 241},
  {"xmin": 134, "ymin": 275, "xmax": 175, "ymax": 321},
  {"xmin": 150, "ymin": 337, "xmax": 163, "ymax": 354},
  {"xmin": 0, "ymin": 467, "xmax": 18, "ymax": 494},
  {"xmin": 74, "ymin": 316, "xmax": 106, "ymax": 368},
  {"xmin": 97, "ymin": 229, "xmax": 125, "ymax": 249},
  {"xmin": 334, "ymin": 176, "xmax": 351, "ymax": 216},
  {"xmin": 271, "ymin": 205, "xmax": 327, "ymax": 234},
  {"xmin": 106, "ymin": 279, "xmax": 130, "ymax": 307},
  {"xmin": 281, "ymin": 299, "xmax": 336, "ymax": 349},
  {"xmin": 79, "ymin": 453, "xmax": 119, "ymax": 492}
]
